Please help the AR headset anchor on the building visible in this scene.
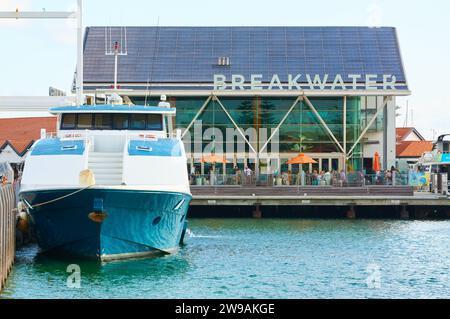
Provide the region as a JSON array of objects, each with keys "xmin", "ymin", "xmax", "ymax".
[
  {"xmin": 0, "ymin": 96, "xmax": 77, "ymax": 164},
  {"xmin": 80, "ymin": 26, "xmax": 410, "ymax": 175},
  {"xmin": 396, "ymin": 127, "xmax": 433, "ymax": 171},
  {"xmin": 0, "ymin": 117, "xmax": 57, "ymax": 164}
]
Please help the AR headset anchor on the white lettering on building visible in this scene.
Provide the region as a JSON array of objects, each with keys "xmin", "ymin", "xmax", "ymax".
[{"xmin": 214, "ymin": 74, "xmax": 398, "ymax": 91}]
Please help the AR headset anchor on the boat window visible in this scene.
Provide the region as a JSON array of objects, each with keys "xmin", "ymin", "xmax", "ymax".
[
  {"xmin": 77, "ymin": 114, "xmax": 93, "ymax": 129},
  {"xmin": 147, "ymin": 114, "xmax": 163, "ymax": 131},
  {"xmin": 113, "ymin": 114, "xmax": 129, "ymax": 130},
  {"xmin": 130, "ymin": 114, "xmax": 147, "ymax": 130},
  {"xmin": 61, "ymin": 114, "xmax": 76, "ymax": 129},
  {"xmin": 59, "ymin": 113, "xmax": 164, "ymax": 131},
  {"xmin": 94, "ymin": 114, "xmax": 112, "ymax": 129}
]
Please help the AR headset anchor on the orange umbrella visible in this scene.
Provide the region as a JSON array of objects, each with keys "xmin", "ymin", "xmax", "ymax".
[
  {"xmin": 200, "ymin": 154, "xmax": 228, "ymax": 164},
  {"xmin": 286, "ymin": 153, "xmax": 318, "ymax": 165},
  {"xmin": 373, "ymin": 152, "xmax": 381, "ymax": 171}
]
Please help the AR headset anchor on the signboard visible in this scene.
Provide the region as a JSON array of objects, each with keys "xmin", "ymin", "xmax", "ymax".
[
  {"xmin": 214, "ymin": 74, "xmax": 398, "ymax": 91},
  {"xmin": 408, "ymin": 171, "xmax": 429, "ymax": 187},
  {"xmin": 439, "ymin": 153, "xmax": 450, "ymax": 163}
]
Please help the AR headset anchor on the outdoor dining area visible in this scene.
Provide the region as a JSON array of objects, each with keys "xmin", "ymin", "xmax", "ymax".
[{"xmin": 189, "ymin": 152, "xmax": 408, "ymax": 188}]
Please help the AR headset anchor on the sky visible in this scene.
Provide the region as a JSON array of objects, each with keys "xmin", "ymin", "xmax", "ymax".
[{"xmin": 0, "ymin": 0, "xmax": 449, "ymax": 140}]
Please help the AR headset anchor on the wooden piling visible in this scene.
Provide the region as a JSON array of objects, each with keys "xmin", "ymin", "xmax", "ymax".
[
  {"xmin": 346, "ymin": 206, "xmax": 356, "ymax": 219},
  {"xmin": 253, "ymin": 204, "xmax": 262, "ymax": 218},
  {"xmin": 0, "ymin": 184, "xmax": 16, "ymax": 292},
  {"xmin": 400, "ymin": 205, "xmax": 410, "ymax": 220}
]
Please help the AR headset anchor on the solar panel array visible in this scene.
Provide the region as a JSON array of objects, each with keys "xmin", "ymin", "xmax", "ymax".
[{"xmin": 83, "ymin": 26, "xmax": 407, "ymax": 85}]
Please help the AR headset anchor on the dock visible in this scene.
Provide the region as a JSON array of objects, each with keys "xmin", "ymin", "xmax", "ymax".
[
  {"xmin": 0, "ymin": 183, "xmax": 16, "ymax": 291},
  {"xmin": 189, "ymin": 185, "xmax": 450, "ymax": 219}
]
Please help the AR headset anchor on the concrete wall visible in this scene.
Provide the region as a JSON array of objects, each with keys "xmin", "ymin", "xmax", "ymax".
[
  {"xmin": 386, "ymin": 97, "xmax": 397, "ymax": 170},
  {"xmin": 361, "ymin": 96, "xmax": 396, "ymax": 171}
]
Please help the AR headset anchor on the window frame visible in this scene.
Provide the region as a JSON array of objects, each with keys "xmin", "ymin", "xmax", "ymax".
[{"xmin": 59, "ymin": 113, "xmax": 164, "ymax": 131}]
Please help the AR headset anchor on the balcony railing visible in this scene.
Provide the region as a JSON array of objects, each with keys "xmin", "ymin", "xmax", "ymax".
[{"xmin": 189, "ymin": 172, "xmax": 411, "ymax": 187}]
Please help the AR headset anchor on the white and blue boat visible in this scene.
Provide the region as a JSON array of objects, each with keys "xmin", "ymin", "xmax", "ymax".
[{"xmin": 19, "ymin": 95, "xmax": 191, "ymax": 261}]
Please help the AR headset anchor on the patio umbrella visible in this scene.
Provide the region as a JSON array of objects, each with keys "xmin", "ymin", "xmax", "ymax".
[
  {"xmin": 201, "ymin": 154, "xmax": 228, "ymax": 181},
  {"xmin": 286, "ymin": 153, "xmax": 318, "ymax": 165},
  {"xmin": 200, "ymin": 154, "xmax": 228, "ymax": 164},
  {"xmin": 373, "ymin": 152, "xmax": 381, "ymax": 171}
]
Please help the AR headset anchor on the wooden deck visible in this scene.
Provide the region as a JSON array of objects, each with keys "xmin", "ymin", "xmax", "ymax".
[
  {"xmin": 189, "ymin": 186, "xmax": 450, "ymax": 215},
  {"xmin": 0, "ymin": 184, "xmax": 16, "ymax": 291},
  {"xmin": 191, "ymin": 185, "xmax": 415, "ymax": 197}
]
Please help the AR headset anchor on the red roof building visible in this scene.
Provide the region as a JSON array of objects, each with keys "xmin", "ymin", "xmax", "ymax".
[
  {"xmin": 396, "ymin": 127, "xmax": 433, "ymax": 159},
  {"xmin": 0, "ymin": 117, "xmax": 57, "ymax": 162}
]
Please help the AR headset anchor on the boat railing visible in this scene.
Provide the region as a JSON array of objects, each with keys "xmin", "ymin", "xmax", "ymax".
[
  {"xmin": 45, "ymin": 132, "xmax": 58, "ymax": 139},
  {"xmin": 125, "ymin": 129, "xmax": 182, "ymax": 144}
]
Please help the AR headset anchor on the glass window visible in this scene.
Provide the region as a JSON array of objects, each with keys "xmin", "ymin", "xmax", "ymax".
[
  {"xmin": 147, "ymin": 114, "xmax": 163, "ymax": 130},
  {"xmin": 94, "ymin": 114, "xmax": 112, "ymax": 129},
  {"xmin": 332, "ymin": 159, "xmax": 339, "ymax": 171},
  {"xmin": 130, "ymin": 114, "xmax": 147, "ymax": 130},
  {"xmin": 113, "ymin": 114, "xmax": 129, "ymax": 130},
  {"xmin": 61, "ymin": 114, "xmax": 76, "ymax": 129},
  {"xmin": 77, "ymin": 114, "xmax": 93, "ymax": 129}
]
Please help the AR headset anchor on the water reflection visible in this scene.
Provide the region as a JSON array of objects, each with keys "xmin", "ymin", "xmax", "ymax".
[{"xmin": 4, "ymin": 219, "xmax": 450, "ymax": 299}]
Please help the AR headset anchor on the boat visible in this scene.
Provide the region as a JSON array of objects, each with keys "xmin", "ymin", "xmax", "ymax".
[
  {"xmin": 19, "ymin": 94, "xmax": 192, "ymax": 261},
  {"xmin": 416, "ymin": 134, "xmax": 450, "ymax": 194}
]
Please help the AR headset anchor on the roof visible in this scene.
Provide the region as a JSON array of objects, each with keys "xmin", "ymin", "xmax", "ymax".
[
  {"xmin": 396, "ymin": 127, "xmax": 425, "ymax": 142},
  {"xmin": 397, "ymin": 141, "xmax": 433, "ymax": 158},
  {"xmin": 50, "ymin": 104, "xmax": 176, "ymax": 115},
  {"xmin": 0, "ymin": 117, "xmax": 57, "ymax": 155},
  {"xmin": 83, "ymin": 26, "xmax": 407, "ymax": 88}
]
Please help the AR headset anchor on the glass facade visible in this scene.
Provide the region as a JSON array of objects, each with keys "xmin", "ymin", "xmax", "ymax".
[{"xmin": 131, "ymin": 96, "xmax": 365, "ymax": 172}]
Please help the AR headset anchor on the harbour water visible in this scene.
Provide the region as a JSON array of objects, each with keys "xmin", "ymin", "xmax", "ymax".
[{"xmin": 2, "ymin": 218, "xmax": 450, "ymax": 299}]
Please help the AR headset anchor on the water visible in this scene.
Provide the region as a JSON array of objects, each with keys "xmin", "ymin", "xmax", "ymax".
[{"xmin": 2, "ymin": 219, "xmax": 450, "ymax": 299}]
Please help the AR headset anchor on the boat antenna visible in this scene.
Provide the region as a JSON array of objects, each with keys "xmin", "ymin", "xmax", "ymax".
[
  {"xmin": 144, "ymin": 17, "xmax": 161, "ymax": 106},
  {"xmin": 105, "ymin": 26, "xmax": 128, "ymax": 104}
]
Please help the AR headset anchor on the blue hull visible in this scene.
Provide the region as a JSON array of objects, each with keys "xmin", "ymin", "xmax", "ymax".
[{"xmin": 20, "ymin": 188, "xmax": 191, "ymax": 261}]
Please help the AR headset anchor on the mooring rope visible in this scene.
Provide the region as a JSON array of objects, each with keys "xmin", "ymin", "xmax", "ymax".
[{"xmin": 23, "ymin": 185, "xmax": 93, "ymax": 210}]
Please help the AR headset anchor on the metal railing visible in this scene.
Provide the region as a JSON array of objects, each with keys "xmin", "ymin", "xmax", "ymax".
[{"xmin": 189, "ymin": 172, "xmax": 411, "ymax": 187}]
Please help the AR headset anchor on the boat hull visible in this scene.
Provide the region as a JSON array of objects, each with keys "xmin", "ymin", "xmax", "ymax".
[{"xmin": 20, "ymin": 188, "xmax": 191, "ymax": 261}]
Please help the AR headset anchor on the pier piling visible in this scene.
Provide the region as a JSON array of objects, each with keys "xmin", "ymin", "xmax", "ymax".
[
  {"xmin": 0, "ymin": 183, "xmax": 16, "ymax": 291},
  {"xmin": 400, "ymin": 206, "xmax": 410, "ymax": 220},
  {"xmin": 346, "ymin": 206, "xmax": 356, "ymax": 219},
  {"xmin": 253, "ymin": 204, "xmax": 262, "ymax": 219}
]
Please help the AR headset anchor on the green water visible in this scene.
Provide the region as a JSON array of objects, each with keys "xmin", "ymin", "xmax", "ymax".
[{"xmin": 2, "ymin": 219, "xmax": 450, "ymax": 299}]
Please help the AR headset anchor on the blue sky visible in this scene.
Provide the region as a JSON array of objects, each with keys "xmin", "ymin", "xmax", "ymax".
[{"xmin": 0, "ymin": 0, "xmax": 449, "ymax": 139}]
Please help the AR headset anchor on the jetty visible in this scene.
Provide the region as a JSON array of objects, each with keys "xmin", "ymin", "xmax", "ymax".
[
  {"xmin": 0, "ymin": 183, "xmax": 16, "ymax": 291},
  {"xmin": 188, "ymin": 174, "xmax": 450, "ymax": 219}
]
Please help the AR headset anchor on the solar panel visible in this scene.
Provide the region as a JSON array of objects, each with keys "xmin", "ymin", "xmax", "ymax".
[{"xmin": 82, "ymin": 26, "xmax": 407, "ymax": 86}]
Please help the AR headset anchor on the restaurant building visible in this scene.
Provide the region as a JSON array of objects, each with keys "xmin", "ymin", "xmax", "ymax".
[{"xmin": 81, "ymin": 26, "xmax": 410, "ymax": 176}]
